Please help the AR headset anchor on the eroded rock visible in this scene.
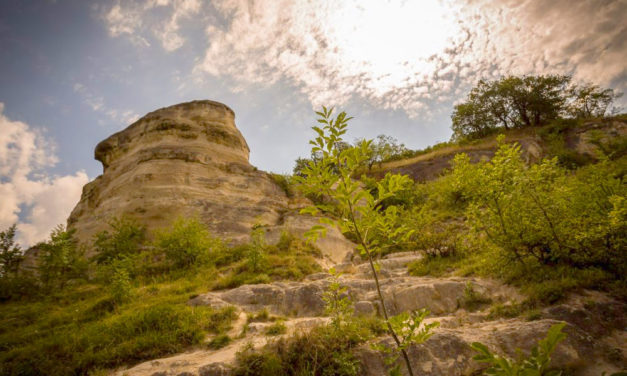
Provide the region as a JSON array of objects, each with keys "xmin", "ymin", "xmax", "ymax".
[{"xmin": 66, "ymin": 100, "xmax": 354, "ymax": 263}]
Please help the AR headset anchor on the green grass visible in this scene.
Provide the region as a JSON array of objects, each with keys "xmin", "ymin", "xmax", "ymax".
[
  {"xmin": 207, "ymin": 334, "xmax": 232, "ymax": 350},
  {"xmin": 0, "ymin": 231, "xmax": 321, "ymax": 376},
  {"xmin": 408, "ymin": 246, "xmax": 621, "ymax": 308},
  {"xmin": 232, "ymin": 317, "xmax": 385, "ymax": 376},
  {"xmin": 264, "ymin": 321, "xmax": 287, "ymax": 336},
  {"xmin": 0, "ymin": 280, "xmax": 236, "ymax": 376}
]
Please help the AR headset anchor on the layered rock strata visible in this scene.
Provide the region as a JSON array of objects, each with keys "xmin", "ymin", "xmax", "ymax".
[{"xmin": 67, "ymin": 100, "xmax": 353, "ymax": 262}]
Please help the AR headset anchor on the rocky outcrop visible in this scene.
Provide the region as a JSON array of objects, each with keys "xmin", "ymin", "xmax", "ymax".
[
  {"xmin": 373, "ymin": 117, "xmax": 627, "ymax": 182},
  {"xmin": 67, "ymin": 100, "xmax": 354, "ymax": 262},
  {"xmin": 115, "ymin": 252, "xmax": 626, "ymax": 376}
]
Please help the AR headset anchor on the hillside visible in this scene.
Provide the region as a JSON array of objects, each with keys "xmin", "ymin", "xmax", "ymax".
[
  {"xmin": 0, "ymin": 103, "xmax": 625, "ymax": 376},
  {"xmin": 370, "ymin": 115, "xmax": 627, "ymax": 182}
]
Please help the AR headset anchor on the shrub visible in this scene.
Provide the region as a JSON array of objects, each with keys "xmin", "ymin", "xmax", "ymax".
[
  {"xmin": 109, "ymin": 259, "xmax": 133, "ymax": 305},
  {"xmin": 0, "ymin": 224, "xmax": 22, "ymax": 277},
  {"xmin": 233, "ymin": 319, "xmax": 377, "ymax": 376},
  {"xmin": 264, "ymin": 321, "xmax": 287, "ymax": 336},
  {"xmin": 208, "ymin": 334, "xmax": 232, "ymax": 349},
  {"xmin": 269, "ymin": 173, "xmax": 294, "ymax": 197},
  {"xmin": 245, "ymin": 226, "xmax": 267, "ymax": 273},
  {"xmin": 323, "ymin": 267, "xmax": 353, "ymax": 329},
  {"xmin": 93, "ymin": 216, "xmax": 146, "ymax": 265},
  {"xmin": 295, "ymin": 107, "xmax": 438, "ymax": 376},
  {"xmin": 450, "ymin": 137, "xmax": 625, "ymax": 275},
  {"xmin": 471, "ymin": 322, "xmax": 567, "ymax": 375},
  {"xmin": 457, "ymin": 282, "xmax": 492, "ymax": 311},
  {"xmin": 154, "ymin": 217, "xmax": 223, "ymax": 268},
  {"xmin": 38, "ymin": 225, "xmax": 88, "ymax": 290}
]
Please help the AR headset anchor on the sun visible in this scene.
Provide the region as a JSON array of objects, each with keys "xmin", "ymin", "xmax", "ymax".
[{"xmin": 323, "ymin": 0, "xmax": 461, "ymax": 93}]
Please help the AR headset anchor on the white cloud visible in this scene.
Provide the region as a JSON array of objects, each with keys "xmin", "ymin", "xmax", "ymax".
[
  {"xmin": 73, "ymin": 82, "xmax": 139, "ymax": 125},
  {"xmin": 0, "ymin": 103, "xmax": 89, "ymax": 247},
  {"xmin": 194, "ymin": 0, "xmax": 626, "ymax": 118},
  {"xmin": 103, "ymin": 0, "xmax": 200, "ymax": 51},
  {"xmin": 100, "ymin": 0, "xmax": 626, "ymax": 118}
]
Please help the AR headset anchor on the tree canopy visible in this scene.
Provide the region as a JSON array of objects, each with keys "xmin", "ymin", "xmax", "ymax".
[{"xmin": 451, "ymin": 75, "xmax": 621, "ymax": 141}]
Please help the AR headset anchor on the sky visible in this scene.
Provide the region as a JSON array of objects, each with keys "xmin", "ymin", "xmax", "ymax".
[{"xmin": 1, "ymin": 0, "xmax": 626, "ymax": 247}]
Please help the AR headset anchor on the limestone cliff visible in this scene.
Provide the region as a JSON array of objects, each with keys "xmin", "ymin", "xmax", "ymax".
[{"xmin": 67, "ymin": 100, "xmax": 353, "ymax": 263}]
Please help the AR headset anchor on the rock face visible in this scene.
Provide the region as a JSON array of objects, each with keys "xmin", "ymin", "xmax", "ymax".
[
  {"xmin": 374, "ymin": 117, "xmax": 627, "ymax": 182},
  {"xmin": 116, "ymin": 251, "xmax": 626, "ymax": 376},
  {"xmin": 67, "ymin": 100, "xmax": 353, "ymax": 262}
]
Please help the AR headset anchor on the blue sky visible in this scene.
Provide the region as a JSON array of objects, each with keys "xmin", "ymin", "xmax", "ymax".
[{"xmin": 1, "ymin": 0, "xmax": 625, "ymax": 245}]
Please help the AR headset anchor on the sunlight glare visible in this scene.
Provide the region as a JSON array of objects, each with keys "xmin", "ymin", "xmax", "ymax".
[{"xmin": 324, "ymin": 0, "xmax": 460, "ymax": 94}]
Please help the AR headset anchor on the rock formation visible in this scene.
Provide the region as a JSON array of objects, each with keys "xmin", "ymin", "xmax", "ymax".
[
  {"xmin": 374, "ymin": 117, "xmax": 627, "ymax": 182},
  {"xmin": 115, "ymin": 251, "xmax": 627, "ymax": 376},
  {"xmin": 67, "ymin": 100, "xmax": 353, "ymax": 263}
]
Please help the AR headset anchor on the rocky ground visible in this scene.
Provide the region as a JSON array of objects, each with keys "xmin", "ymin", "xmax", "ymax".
[{"xmin": 113, "ymin": 252, "xmax": 626, "ymax": 376}]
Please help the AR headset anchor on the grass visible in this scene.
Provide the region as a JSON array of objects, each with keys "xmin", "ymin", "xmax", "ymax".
[
  {"xmin": 208, "ymin": 334, "xmax": 232, "ymax": 350},
  {"xmin": 232, "ymin": 317, "xmax": 385, "ymax": 376},
  {"xmin": 212, "ymin": 232, "xmax": 322, "ymax": 290},
  {"xmin": 457, "ymin": 282, "xmax": 492, "ymax": 311},
  {"xmin": 0, "ymin": 280, "xmax": 236, "ymax": 376},
  {"xmin": 264, "ymin": 321, "xmax": 287, "ymax": 336},
  {"xmin": 0, "ymin": 231, "xmax": 321, "ymax": 376},
  {"xmin": 408, "ymin": 246, "xmax": 621, "ymax": 308}
]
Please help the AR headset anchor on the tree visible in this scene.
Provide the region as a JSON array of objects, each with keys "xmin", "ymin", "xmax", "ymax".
[
  {"xmin": 361, "ymin": 134, "xmax": 410, "ymax": 169},
  {"xmin": 451, "ymin": 75, "xmax": 572, "ymax": 141},
  {"xmin": 0, "ymin": 224, "xmax": 23, "ymax": 277},
  {"xmin": 295, "ymin": 107, "xmax": 438, "ymax": 376},
  {"xmin": 448, "ymin": 136, "xmax": 626, "ymax": 275},
  {"xmin": 451, "ymin": 101, "xmax": 497, "ymax": 141},
  {"xmin": 38, "ymin": 225, "xmax": 87, "ymax": 289},
  {"xmin": 568, "ymin": 84, "xmax": 622, "ymax": 118},
  {"xmin": 246, "ymin": 225, "xmax": 267, "ymax": 272}
]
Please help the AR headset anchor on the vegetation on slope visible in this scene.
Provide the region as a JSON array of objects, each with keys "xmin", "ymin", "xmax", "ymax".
[
  {"xmin": 0, "ymin": 219, "xmax": 321, "ymax": 375},
  {"xmin": 0, "ymin": 73, "xmax": 624, "ymax": 376}
]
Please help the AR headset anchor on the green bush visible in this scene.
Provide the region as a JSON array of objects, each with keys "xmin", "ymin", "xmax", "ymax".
[
  {"xmin": 109, "ymin": 259, "xmax": 133, "ymax": 305},
  {"xmin": 38, "ymin": 225, "xmax": 88, "ymax": 290},
  {"xmin": 264, "ymin": 321, "xmax": 287, "ymax": 336},
  {"xmin": 246, "ymin": 226, "xmax": 267, "ymax": 273},
  {"xmin": 233, "ymin": 319, "xmax": 378, "ymax": 376},
  {"xmin": 208, "ymin": 334, "xmax": 232, "ymax": 349},
  {"xmin": 472, "ymin": 322, "xmax": 567, "ymax": 375},
  {"xmin": 154, "ymin": 217, "xmax": 223, "ymax": 268},
  {"xmin": 93, "ymin": 216, "xmax": 146, "ymax": 265},
  {"xmin": 449, "ymin": 137, "xmax": 625, "ymax": 275},
  {"xmin": 269, "ymin": 173, "xmax": 295, "ymax": 197}
]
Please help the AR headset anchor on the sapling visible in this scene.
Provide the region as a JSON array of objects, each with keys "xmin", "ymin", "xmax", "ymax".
[{"xmin": 295, "ymin": 107, "xmax": 438, "ymax": 376}]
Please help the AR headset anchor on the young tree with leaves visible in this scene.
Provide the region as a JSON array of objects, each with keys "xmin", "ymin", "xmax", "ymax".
[
  {"xmin": 0, "ymin": 224, "xmax": 23, "ymax": 277},
  {"xmin": 38, "ymin": 225, "xmax": 87, "ymax": 290},
  {"xmin": 295, "ymin": 107, "xmax": 437, "ymax": 376}
]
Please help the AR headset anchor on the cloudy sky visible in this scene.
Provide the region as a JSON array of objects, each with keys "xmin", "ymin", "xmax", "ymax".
[{"xmin": 1, "ymin": 0, "xmax": 625, "ymax": 246}]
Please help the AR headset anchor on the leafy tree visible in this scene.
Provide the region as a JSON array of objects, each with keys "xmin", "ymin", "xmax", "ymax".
[
  {"xmin": 449, "ymin": 136, "xmax": 626, "ymax": 274},
  {"xmin": 567, "ymin": 83, "xmax": 622, "ymax": 118},
  {"xmin": 246, "ymin": 225, "xmax": 267, "ymax": 272},
  {"xmin": 451, "ymin": 100, "xmax": 499, "ymax": 141},
  {"xmin": 0, "ymin": 224, "xmax": 23, "ymax": 277},
  {"xmin": 323, "ymin": 267, "xmax": 354, "ymax": 329},
  {"xmin": 109, "ymin": 258, "xmax": 133, "ymax": 304},
  {"xmin": 295, "ymin": 107, "xmax": 437, "ymax": 376},
  {"xmin": 154, "ymin": 217, "xmax": 221, "ymax": 268},
  {"xmin": 357, "ymin": 134, "xmax": 410, "ymax": 169},
  {"xmin": 93, "ymin": 216, "xmax": 146, "ymax": 265},
  {"xmin": 471, "ymin": 322, "xmax": 567, "ymax": 376},
  {"xmin": 38, "ymin": 225, "xmax": 88, "ymax": 289},
  {"xmin": 452, "ymin": 75, "xmax": 571, "ymax": 140}
]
